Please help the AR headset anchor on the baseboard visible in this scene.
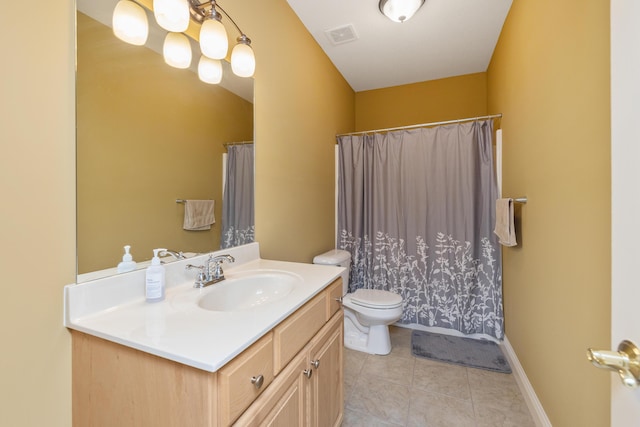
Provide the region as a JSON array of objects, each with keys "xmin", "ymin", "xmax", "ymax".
[{"xmin": 501, "ymin": 335, "xmax": 552, "ymax": 427}]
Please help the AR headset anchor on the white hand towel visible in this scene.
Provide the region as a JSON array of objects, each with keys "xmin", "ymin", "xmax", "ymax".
[
  {"xmin": 183, "ymin": 200, "xmax": 215, "ymax": 231},
  {"xmin": 494, "ymin": 198, "xmax": 517, "ymax": 247}
]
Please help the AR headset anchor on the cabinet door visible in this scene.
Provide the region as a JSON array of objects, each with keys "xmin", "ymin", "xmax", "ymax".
[
  {"xmin": 262, "ymin": 356, "xmax": 308, "ymax": 427},
  {"xmin": 308, "ymin": 312, "xmax": 344, "ymax": 427}
]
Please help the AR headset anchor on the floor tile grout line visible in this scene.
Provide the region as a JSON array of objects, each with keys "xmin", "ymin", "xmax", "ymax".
[
  {"xmin": 405, "ymin": 350, "xmax": 418, "ymax": 426},
  {"xmin": 344, "ymin": 326, "xmax": 536, "ymax": 427}
]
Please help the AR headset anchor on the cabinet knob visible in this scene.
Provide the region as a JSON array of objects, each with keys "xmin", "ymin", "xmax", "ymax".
[
  {"xmin": 311, "ymin": 359, "xmax": 320, "ymax": 369},
  {"xmin": 303, "ymin": 368, "xmax": 313, "ymax": 379},
  {"xmin": 251, "ymin": 374, "xmax": 264, "ymax": 389}
]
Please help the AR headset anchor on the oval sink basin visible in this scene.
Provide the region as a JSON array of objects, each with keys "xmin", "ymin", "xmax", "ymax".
[{"xmin": 198, "ymin": 270, "xmax": 301, "ymax": 312}]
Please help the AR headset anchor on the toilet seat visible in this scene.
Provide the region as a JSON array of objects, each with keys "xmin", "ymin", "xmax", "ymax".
[{"xmin": 349, "ymin": 289, "xmax": 403, "ymax": 309}]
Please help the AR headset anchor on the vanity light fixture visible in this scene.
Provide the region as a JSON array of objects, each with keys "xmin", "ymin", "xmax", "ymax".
[
  {"xmin": 199, "ymin": 5, "xmax": 228, "ymax": 60},
  {"xmin": 198, "ymin": 56, "xmax": 223, "ymax": 84},
  {"xmin": 112, "ymin": 0, "xmax": 255, "ymax": 81},
  {"xmin": 230, "ymin": 35, "xmax": 255, "ymax": 78},
  {"xmin": 190, "ymin": 0, "xmax": 255, "ymax": 78},
  {"xmin": 112, "ymin": 0, "xmax": 149, "ymax": 46},
  {"xmin": 379, "ymin": 0, "xmax": 425, "ymax": 23},
  {"xmin": 163, "ymin": 32, "xmax": 192, "ymax": 68},
  {"xmin": 153, "ymin": 0, "xmax": 190, "ymax": 32}
]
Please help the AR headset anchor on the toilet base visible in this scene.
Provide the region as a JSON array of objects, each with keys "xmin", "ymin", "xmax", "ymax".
[{"xmin": 344, "ymin": 310, "xmax": 392, "ymax": 355}]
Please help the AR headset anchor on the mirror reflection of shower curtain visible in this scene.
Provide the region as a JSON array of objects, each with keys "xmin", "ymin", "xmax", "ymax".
[
  {"xmin": 221, "ymin": 144, "xmax": 255, "ymax": 249},
  {"xmin": 337, "ymin": 120, "xmax": 504, "ymax": 339}
]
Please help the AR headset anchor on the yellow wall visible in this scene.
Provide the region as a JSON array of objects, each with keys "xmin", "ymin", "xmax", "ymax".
[
  {"xmin": 77, "ymin": 13, "xmax": 253, "ymax": 273},
  {"xmin": 355, "ymin": 72, "xmax": 487, "ymax": 131},
  {"xmin": 1, "ymin": 1, "xmax": 352, "ymax": 424},
  {"xmin": 0, "ymin": 2, "xmax": 75, "ymax": 426},
  {"xmin": 487, "ymin": 1, "xmax": 611, "ymax": 425},
  {"xmin": 229, "ymin": 0, "xmax": 355, "ymax": 262}
]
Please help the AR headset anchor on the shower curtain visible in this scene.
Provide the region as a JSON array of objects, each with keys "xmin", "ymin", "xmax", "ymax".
[
  {"xmin": 221, "ymin": 144, "xmax": 255, "ymax": 248},
  {"xmin": 337, "ymin": 120, "xmax": 504, "ymax": 339}
]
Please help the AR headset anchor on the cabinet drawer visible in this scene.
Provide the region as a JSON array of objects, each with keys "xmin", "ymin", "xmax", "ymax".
[
  {"xmin": 233, "ymin": 349, "xmax": 309, "ymax": 427},
  {"xmin": 326, "ymin": 278, "xmax": 343, "ymax": 319},
  {"xmin": 273, "ymin": 292, "xmax": 327, "ymax": 375},
  {"xmin": 218, "ymin": 332, "xmax": 274, "ymax": 426}
]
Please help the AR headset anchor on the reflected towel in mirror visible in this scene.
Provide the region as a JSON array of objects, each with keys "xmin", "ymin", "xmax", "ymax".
[{"xmin": 183, "ymin": 200, "xmax": 215, "ymax": 231}]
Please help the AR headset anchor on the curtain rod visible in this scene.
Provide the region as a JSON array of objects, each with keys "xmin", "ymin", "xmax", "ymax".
[
  {"xmin": 335, "ymin": 114, "xmax": 503, "ymax": 138},
  {"xmin": 223, "ymin": 141, "xmax": 254, "ymax": 148}
]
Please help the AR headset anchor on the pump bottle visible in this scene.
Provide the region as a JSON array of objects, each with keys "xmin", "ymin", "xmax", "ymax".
[
  {"xmin": 145, "ymin": 248, "xmax": 166, "ymax": 302},
  {"xmin": 117, "ymin": 245, "xmax": 137, "ymax": 273}
]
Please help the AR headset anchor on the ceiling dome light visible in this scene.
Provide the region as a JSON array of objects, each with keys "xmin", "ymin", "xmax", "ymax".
[
  {"xmin": 163, "ymin": 32, "xmax": 192, "ymax": 69},
  {"xmin": 379, "ymin": 0, "xmax": 425, "ymax": 23},
  {"xmin": 112, "ymin": 0, "xmax": 149, "ymax": 46},
  {"xmin": 231, "ymin": 35, "xmax": 255, "ymax": 78},
  {"xmin": 153, "ymin": 0, "xmax": 190, "ymax": 32},
  {"xmin": 198, "ymin": 56, "xmax": 223, "ymax": 84},
  {"xmin": 200, "ymin": 18, "xmax": 228, "ymax": 60}
]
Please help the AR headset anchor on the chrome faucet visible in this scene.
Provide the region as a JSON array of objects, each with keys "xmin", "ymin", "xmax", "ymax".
[
  {"xmin": 185, "ymin": 254, "xmax": 235, "ymax": 288},
  {"xmin": 159, "ymin": 249, "xmax": 186, "ymax": 261}
]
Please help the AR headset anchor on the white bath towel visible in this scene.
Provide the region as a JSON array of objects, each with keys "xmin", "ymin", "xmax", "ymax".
[
  {"xmin": 494, "ymin": 198, "xmax": 517, "ymax": 246},
  {"xmin": 183, "ymin": 200, "xmax": 215, "ymax": 231}
]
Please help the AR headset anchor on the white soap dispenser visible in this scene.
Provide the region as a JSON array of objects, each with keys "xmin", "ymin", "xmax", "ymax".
[
  {"xmin": 117, "ymin": 245, "xmax": 137, "ymax": 273},
  {"xmin": 145, "ymin": 248, "xmax": 167, "ymax": 302}
]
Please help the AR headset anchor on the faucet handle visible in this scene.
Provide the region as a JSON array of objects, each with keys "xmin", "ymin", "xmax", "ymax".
[
  {"xmin": 207, "ymin": 254, "xmax": 235, "ymax": 280},
  {"xmin": 185, "ymin": 264, "xmax": 207, "ymax": 288}
]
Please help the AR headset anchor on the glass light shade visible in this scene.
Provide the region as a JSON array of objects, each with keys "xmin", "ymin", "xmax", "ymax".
[
  {"xmin": 200, "ymin": 19, "xmax": 228, "ymax": 60},
  {"xmin": 153, "ymin": 0, "xmax": 190, "ymax": 32},
  {"xmin": 163, "ymin": 32, "xmax": 192, "ymax": 69},
  {"xmin": 112, "ymin": 0, "xmax": 149, "ymax": 46},
  {"xmin": 231, "ymin": 42, "xmax": 255, "ymax": 78},
  {"xmin": 198, "ymin": 56, "xmax": 223, "ymax": 84},
  {"xmin": 379, "ymin": 0, "xmax": 425, "ymax": 23}
]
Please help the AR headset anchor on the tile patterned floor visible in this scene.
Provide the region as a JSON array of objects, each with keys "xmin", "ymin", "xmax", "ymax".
[{"xmin": 342, "ymin": 326, "xmax": 536, "ymax": 427}]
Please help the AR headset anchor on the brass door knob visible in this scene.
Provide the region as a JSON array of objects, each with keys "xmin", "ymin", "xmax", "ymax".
[{"xmin": 587, "ymin": 340, "xmax": 640, "ymax": 388}]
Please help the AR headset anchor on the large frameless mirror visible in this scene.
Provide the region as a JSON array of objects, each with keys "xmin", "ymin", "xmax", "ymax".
[{"xmin": 76, "ymin": 0, "xmax": 254, "ymax": 282}]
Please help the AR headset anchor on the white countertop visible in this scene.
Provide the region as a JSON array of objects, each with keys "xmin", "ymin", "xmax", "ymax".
[{"xmin": 64, "ymin": 243, "xmax": 344, "ymax": 372}]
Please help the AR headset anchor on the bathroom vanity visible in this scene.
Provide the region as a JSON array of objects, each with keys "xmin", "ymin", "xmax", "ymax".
[{"xmin": 65, "ymin": 243, "xmax": 344, "ymax": 426}]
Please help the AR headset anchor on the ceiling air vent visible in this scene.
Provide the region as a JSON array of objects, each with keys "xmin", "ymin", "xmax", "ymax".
[{"xmin": 324, "ymin": 24, "xmax": 359, "ymax": 46}]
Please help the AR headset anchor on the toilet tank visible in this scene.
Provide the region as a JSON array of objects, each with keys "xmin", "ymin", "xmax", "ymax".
[{"xmin": 313, "ymin": 249, "xmax": 351, "ymax": 294}]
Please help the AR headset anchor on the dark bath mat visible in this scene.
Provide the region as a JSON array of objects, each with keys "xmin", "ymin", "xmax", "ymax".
[{"xmin": 411, "ymin": 330, "xmax": 511, "ymax": 374}]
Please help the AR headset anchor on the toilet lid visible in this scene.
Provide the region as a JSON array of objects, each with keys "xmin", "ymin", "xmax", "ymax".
[{"xmin": 350, "ymin": 289, "xmax": 403, "ymax": 309}]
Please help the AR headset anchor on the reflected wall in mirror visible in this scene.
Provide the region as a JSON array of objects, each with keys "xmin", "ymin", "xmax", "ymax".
[{"xmin": 76, "ymin": 2, "xmax": 254, "ymax": 282}]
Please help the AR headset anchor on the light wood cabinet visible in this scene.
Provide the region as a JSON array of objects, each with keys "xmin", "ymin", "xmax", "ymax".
[
  {"xmin": 72, "ymin": 278, "xmax": 343, "ymax": 427},
  {"xmin": 218, "ymin": 333, "xmax": 275, "ymax": 426},
  {"xmin": 273, "ymin": 290, "xmax": 327, "ymax": 375},
  {"xmin": 234, "ymin": 342, "xmax": 310, "ymax": 426},
  {"xmin": 235, "ymin": 311, "xmax": 344, "ymax": 427},
  {"xmin": 308, "ymin": 313, "xmax": 343, "ymax": 427}
]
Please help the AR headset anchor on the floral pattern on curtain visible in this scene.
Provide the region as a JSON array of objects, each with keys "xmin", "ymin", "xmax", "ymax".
[
  {"xmin": 337, "ymin": 121, "xmax": 504, "ymax": 339},
  {"xmin": 221, "ymin": 144, "xmax": 255, "ymax": 249}
]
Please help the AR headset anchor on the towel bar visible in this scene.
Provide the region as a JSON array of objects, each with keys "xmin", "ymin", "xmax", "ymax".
[
  {"xmin": 176, "ymin": 199, "xmax": 187, "ymax": 204},
  {"xmin": 514, "ymin": 197, "xmax": 527, "ymax": 204}
]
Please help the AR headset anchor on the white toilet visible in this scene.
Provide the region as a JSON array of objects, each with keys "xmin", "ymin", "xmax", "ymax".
[{"xmin": 313, "ymin": 249, "xmax": 403, "ymax": 355}]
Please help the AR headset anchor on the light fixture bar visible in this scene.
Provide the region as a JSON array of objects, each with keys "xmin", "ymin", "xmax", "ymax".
[{"xmin": 214, "ymin": 4, "xmax": 248, "ymax": 41}]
